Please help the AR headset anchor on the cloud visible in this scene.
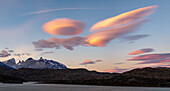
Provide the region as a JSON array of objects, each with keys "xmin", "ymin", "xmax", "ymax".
[
  {"xmin": 21, "ymin": 53, "xmax": 32, "ymax": 56},
  {"xmin": 138, "ymin": 57, "xmax": 170, "ymax": 64},
  {"xmin": 129, "ymin": 48, "xmax": 154, "ymax": 55},
  {"xmin": 90, "ymin": 5, "xmax": 158, "ymax": 32},
  {"xmin": 14, "ymin": 53, "xmax": 32, "ymax": 57},
  {"xmin": 8, "ymin": 50, "xmax": 14, "ymax": 53},
  {"xmin": 128, "ymin": 53, "xmax": 170, "ymax": 61},
  {"xmin": 34, "ymin": 48, "xmax": 43, "ymax": 51},
  {"xmin": 128, "ymin": 53, "xmax": 170, "ymax": 64},
  {"xmin": 33, "ymin": 5, "xmax": 157, "ymax": 50},
  {"xmin": 33, "ymin": 36, "xmax": 87, "ymax": 50},
  {"xmin": 14, "ymin": 54, "xmax": 21, "ymax": 57},
  {"xmin": 41, "ymin": 51, "xmax": 54, "ymax": 55},
  {"xmin": 0, "ymin": 50, "xmax": 11, "ymax": 57},
  {"xmin": 94, "ymin": 60, "xmax": 102, "ymax": 62},
  {"xmin": 121, "ymin": 34, "xmax": 149, "ymax": 42},
  {"xmin": 104, "ymin": 68, "xmax": 128, "ymax": 73},
  {"xmin": 85, "ymin": 20, "xmax": 147, "ymax": 47},
  {"xmin": 80, "ymin": 60, "xmax": 95, "ymax": 65},
  {"xmin": 32, "ymin": 39, "xmax": 60, "ymax": 49},
  {"xmin": 43, "ymin": 18, "xmax": 86, "ymax": 36},
  {"xmin": 80, "ymin": 60, "xmax": 102, "ymax": 65},
  {"xmin": 27, "ymin": 8, "xmax": 98, "ymax": 15}
]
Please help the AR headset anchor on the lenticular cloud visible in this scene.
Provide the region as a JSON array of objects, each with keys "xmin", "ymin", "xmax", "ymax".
[
  {"xmin": 90, "ymin": 5, "xmax": 158, "ymax": 32},
  {"xmin": 85, "ymin": 20, "xmax": 147, "ymax": 47},
  {"xmin": 43, "ymin": 18, "xmax": 86, "ymax": 36},
  {"xmin": 129, "ymin": 48, "xmax": 154, "ymax": 55},
  {"xmin": 127, "ymin": 53, "xmax": 170, "ymax": 64},
  {"xmin": 33, "ymin": 5, "xmax": 158, "ymax": 50}
]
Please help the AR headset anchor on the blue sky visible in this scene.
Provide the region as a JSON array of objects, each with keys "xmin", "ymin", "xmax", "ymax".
[{"xmin": 0, "ymin": 0, "xmax": 170, "ymax": 72}]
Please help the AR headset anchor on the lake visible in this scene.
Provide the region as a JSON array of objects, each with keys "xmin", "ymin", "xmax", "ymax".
[{"xmin": 0, "ymin": 83, "xmax": 170, "ymax": 91}]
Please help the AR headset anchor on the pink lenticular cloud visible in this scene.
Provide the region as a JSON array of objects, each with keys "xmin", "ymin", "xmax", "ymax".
[
  {"xmin": 129, "ymin": 48, "xmax": 154, "ymax": 55},
  {"xmin": 80, "ymin": 60, "xmax": 95, "ymax": 65},
  {"xmin": 85, "ymin": 20, "xmax": 147, "ymax": 47},
  {"xmin": 33, "ymin": 5, "xmax": 158, "ymax": 50},
  {"xmin": 43, "ymin": 18, "xmax": 86, "ymax": 36},
  {"xmin": 90, "ymin": 5, "xmax": 158, "ymax": 32},
  {"xmin": 128, "ymin": 53, "xmax": 170, "ymax": 61},
  {"xmin": 80, "ymin": 60, "xmax": 102, "ymax": 65},
  {"xmin": 138, "ymin": 57, "xmax": 170, "ymax": 64},
  {"xmin": 128, "ymin": 53, "xmax": 170, "ymax": 65}
]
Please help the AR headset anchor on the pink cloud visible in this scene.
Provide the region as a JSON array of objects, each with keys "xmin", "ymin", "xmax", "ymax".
[
  {"xmin": 80, "ymin": 60, "xmax": 102, "ymax": 65},
  {"xmin": 85, "ymin": 20, "xmax": 147, "ymax": 47},
  {"xmin": 90, "ymin": 5, "xmax": 158, "ymax": 32},
  {"xmin": 43, "ymin": 18, "xmax": 86, "ymax": 36},
  {"xmin": 129, "ymin": 48, "xmax": 154, "ymax": 55},
  {"xmin": 128, "ymin": 53, "xmax": 170, "ymax": 61},
  {"xmin": 32, "ymin": 39, "xmax": 60, "ymax": 49},
  {"xmin": 94, "ymin": 60, "xmax": 102, "ymax": 62},
  {"xmin": 128, "ymin": 53, "xmax": 170, "ymax": 64},
  {"xmin": 33, "ymin": 20, "xmax": 148, "ymax": 49},
  {"xmin": 0, "ymin": 50, "xmax": 11, "ymax": 57},
  {"xmin": 104, "ymin": 68, "xmax": 128, "ymax": 73},
  {"xmin": 138, "ymin": 57, "xmax": 170, "ymax": 64},
  {"xmin": 33, "ymin": 36, "xmax": 86, "ymax": 50},
  {"xmin": 33, "ymin": 5, "xmax": 158, "ymax": 50},
  {"xmin": 80, "ymin": 60, "xmax": 94, "ymax": 65}
]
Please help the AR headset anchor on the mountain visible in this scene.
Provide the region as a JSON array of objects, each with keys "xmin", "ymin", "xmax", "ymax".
[
  {"xmin": 1, "ymin": 66, "xmax": 170, "ymax": 86},
  {"xmin": 0, "ymin": 62, "xmax": 15, "ymax": 71},
  {"xmin": 2, "ymin": 57, "xmax": 67, "ymax": 69},
  {"xmin": 0, "ymin": 74, "xmax": 26, "ymax": 83},
  {"xmin": 0, "ymin": 62, "xmax": 26, "ymax": 83},
  {"xmin": 122, "ymin": 67, "xmax": 170, "ymax": 79},
  {"xmin": 2, "ymin": 58, "xmax": 16, "ymax": 68},
  {"xmin": 2, "ymin": 68, "xmax": 114, "ymax": 82}
]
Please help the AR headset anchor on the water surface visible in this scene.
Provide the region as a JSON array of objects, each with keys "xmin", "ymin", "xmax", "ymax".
[{"xmin": 0, "ymin": 83, "xmax": 170, "ymax": 91}]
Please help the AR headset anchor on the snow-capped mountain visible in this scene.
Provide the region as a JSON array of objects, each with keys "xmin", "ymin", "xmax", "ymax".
[
  {"xmin": 2, "ymin": 57, "xmax": 67, "ymax": 69},
  {"xmin": 0, "ymin": 62, "xmax": 15, "ymax": 70},
  {"xmin": 2, "ymin": 58, "xmax": 16, "ymax": 68}
]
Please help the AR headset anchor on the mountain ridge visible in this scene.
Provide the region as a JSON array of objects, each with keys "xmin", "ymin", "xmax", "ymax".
[
  {"xmin": 2, "ymin": 57, "xmax": 67, "ymax": 69},
  {"xmin": 1, "ymin": 63, "xmax": 170, "ymax": 87}
]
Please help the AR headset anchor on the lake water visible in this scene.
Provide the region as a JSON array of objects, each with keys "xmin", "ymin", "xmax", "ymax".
[{"xmin": 0, "ymin": 83, "xmax": 170, "ymax": 91}]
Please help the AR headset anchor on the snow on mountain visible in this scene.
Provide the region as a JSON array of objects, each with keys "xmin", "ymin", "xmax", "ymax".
[
  {"xmin": 0, "ymin": 62, "xmax": 15, "ymax": 70},
  {"xmin": 2, "ymin": 57, "xmax": 67, "ymax": 69},
  {"xmin": 2, "ymin": 58, "xmax": 16, "ymax": 68}
]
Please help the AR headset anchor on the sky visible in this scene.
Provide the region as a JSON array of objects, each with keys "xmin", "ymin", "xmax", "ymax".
[{"xmin": 0, "ymin": 0, "xmax": 170, "ymax": 73}]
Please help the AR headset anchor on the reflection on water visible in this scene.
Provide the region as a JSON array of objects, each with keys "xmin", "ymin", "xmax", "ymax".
[{"xmin": 0, "ymin": 83, "xmax": 170, "ymax": 91}]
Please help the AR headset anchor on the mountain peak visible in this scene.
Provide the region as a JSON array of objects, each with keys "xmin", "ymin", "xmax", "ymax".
[
  {"xmin": 2, "ymin": 58, "xmax": 16, "ymax": 67},
  {"xmin": 26, "ymin": 58, "xmax": 33, "ymax": 60},
  {"xmin": 39, "ymin": 57, "xmax": 43, "ymax": 60}
]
